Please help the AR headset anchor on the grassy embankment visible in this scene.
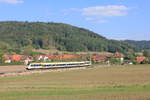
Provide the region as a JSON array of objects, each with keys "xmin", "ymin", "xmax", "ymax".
[{"xmin": 0, "ymin": 64, "xmax": 150, "ymax": 100}]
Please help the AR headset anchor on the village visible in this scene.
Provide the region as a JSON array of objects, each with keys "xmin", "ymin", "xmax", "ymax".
[{"xmin": 1, "ymin": 51, "xmax": 149, "ymax": 66}]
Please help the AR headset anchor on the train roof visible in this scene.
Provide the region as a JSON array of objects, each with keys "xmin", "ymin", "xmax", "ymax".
[{"xmin": 30, "ymin": 61, "xmax": 90, "ymax": 65}]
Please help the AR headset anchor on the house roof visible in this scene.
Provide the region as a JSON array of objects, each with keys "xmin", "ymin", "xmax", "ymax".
[
  {"xmin": 136, "ymin": 56, "xmax": 146, "ymax": 61},
  {"xmin": 93, "ymin": 55, "xmax": 108, "ymax": 61},
  {"xmin": 38, "ymin": 55, "xmax": 79, "ymax": 59},
  {"xmin": 114, "ymin": 52, "xmax": 124, "ymax": 58},
  {"xmin": 11, "ymin": 54, "xmax": 23, "ymax": 61}
]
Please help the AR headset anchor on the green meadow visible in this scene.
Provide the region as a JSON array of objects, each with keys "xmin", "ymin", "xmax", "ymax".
[{"xmin": 1, "ymin": 65, "xmax": 150, "ymax": 100}]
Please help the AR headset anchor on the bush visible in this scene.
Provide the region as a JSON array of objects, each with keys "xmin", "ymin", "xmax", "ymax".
[
  {"xmin": 0, "ymin": 51, "xmax": 4, "ymax": 63},
  {"xmin": 132, "ymin": 60, "xmax": 140, "ymax": 65},
  {"xmin": 141, "ymin": 59, "xmax": 150, "ymax": 64},
  {"xmin": 109, "ymin": 57, "xmax": 121, "ymax": 64}
]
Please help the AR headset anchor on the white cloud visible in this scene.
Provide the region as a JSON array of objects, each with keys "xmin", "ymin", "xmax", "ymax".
[
  {"xmin": 85, "ymin": 17, "xmax": 108, "ymax": 23},
  {"xmin": 69, "ymin": 5, "xmax": 129, "ymax": 23},
  {"xmin": 0, "ymin": 0, "xmax": 23, "ymax": 4},
  {"xmin": 94, "ymin": 20, "xmax": 108, "ymax": 23},
  {"xmin": 82, "ymin": 5, "xmax": 129, "ymax": 17}
]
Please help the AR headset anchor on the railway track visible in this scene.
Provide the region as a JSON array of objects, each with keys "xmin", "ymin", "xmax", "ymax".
[{"xmin": 0, "ymin": 66, "xmax": 87, "ymax": 77}]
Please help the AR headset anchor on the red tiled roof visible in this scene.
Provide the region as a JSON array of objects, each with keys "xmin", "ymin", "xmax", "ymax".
[
  {"xmin": 114, "ymin": 52, "xmax": 123, "ymax": 58},
  {"xmin": 11, "ymin": 54, "xmax": 23, "ymax": 62},
  {"xmin": 3, "ymin": 54, "xmax": 11, "ymax": 60},
  {"xmin": 93, "ymin": 55, "xmax": 108, "ymax": 61},
  {"xmin": 38, "ymin": 55, "xmax": 79, "ymax": 59},
  {"xmin": 136, "ymin": 56, "xmax": 146, "ymax": 62}
]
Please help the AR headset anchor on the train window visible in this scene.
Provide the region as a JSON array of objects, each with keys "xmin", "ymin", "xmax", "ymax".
[
  {"xmin": 57, "ymin": 64, "xmax": 66, "ymax": 66},
  {"xmin": 31, "ymin": 64, "xmax": 41, "ymax": 67},
  {"xmin": 29, "ymin": 62, "xmax": 91, "ymax": 68}
]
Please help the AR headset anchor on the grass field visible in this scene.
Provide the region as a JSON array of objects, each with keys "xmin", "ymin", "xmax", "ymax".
[{"xmin": 0, "ymin": 64, "xmax": 150, "ymax": 100}]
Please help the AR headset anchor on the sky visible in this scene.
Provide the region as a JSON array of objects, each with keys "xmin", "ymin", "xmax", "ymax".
[{"xmin": 0, "ymin": 0, "xmax": 149, "ymax": 40}]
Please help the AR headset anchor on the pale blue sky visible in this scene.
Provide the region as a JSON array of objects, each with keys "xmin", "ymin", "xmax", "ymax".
[{"xmin": 0, "ymin": 0, "xmax": 149, "ymax": 40}]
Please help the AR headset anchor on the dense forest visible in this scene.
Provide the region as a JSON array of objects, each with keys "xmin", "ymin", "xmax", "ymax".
[
  {"xmin": 124, "ymin": 40, "xmax": 150, "ymax": 51},
  {"xmin": 0, "ymin": 21, "xmax": 145, "ymax": 53}
]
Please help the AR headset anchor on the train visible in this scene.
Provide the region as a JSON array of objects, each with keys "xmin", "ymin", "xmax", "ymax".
[{"xmin": 26, "ymin": 61, "xmax": 92, "ymax": 70}]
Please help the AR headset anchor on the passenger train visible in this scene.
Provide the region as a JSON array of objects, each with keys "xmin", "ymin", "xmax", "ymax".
[{"xmin": 26, "ymin": 61, "xmax": 91, "ymax": 70}]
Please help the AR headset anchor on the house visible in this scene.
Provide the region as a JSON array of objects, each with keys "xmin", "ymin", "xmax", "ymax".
[
  {"xmin": 92, "ymin": 55, "xmax": 108, "ymax": 62},
  {"xmin": 114, "ymin": 52, "xmax": 124, "ymax": 58},
  {"xmin": 3, "ymin": 54, "xmax": 12, "ymax": 63},
  {"xmin": 21, "ymin": 55, "xmax": 33, "ymax": 65},
  {"xmin": 136, "ymin": 56, "xmax": 146, "ymax": 62},
  {"xmin": 62, "ymin": 55, "xmax": 77, "ymax": 59},
  {"xmin": 11, "ymin": 54, "xmax": 23, "ymax": 62},
  {"xmin": 37, "ymin": 55, "xmax": 46, "ymax": 61},
  {"xmin": 3, "ymin": 54, "xmax": 33, "ymax": 64},
  {"xmin": 36, "ymin": 55, "xmax": 80, "ymax": 61},
  {"xmin": 114, "ymin": 52, "xmax": 124, "ymax": 63}
]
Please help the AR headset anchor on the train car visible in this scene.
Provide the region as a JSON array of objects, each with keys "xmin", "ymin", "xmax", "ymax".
[{"xmin": 26, "ymin": 61, "xmax": 91, "ymax": 70}]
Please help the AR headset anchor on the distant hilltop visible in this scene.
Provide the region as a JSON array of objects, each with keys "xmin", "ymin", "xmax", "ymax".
[{"xmin": 0, "ymin": 21, "xmax": 149, "ymax": 53}]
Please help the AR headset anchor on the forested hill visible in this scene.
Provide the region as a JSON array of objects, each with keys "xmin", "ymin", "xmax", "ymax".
[
  {"xmin": 124, "ymin": 40, "xmax": 150, "ymax": 51},
  {"xmin": 0, "ymin": 21, "xmax": 132, "ymax": 53}
]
